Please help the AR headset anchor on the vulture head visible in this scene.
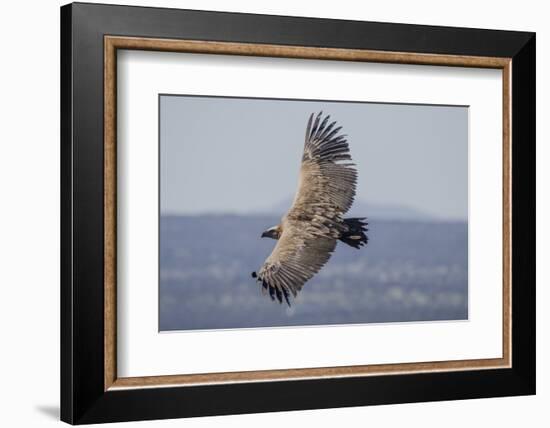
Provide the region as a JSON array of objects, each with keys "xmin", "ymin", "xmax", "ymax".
[{"xmin": 261, "ymin": 225, "xmax": 282, "ymax": 240}]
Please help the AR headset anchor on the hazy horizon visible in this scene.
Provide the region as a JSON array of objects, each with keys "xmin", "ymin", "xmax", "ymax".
[{"xmin": 160, "ymin": 196, "xmax": 454, "ymax": 222}]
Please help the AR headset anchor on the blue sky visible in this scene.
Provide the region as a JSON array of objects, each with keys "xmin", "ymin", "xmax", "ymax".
[{"xmin": 160, "ymin": 95, "xmax": 468, "ymax": 220}]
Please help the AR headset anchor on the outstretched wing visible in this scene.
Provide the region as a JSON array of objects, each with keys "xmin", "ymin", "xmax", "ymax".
[
  {"xmin": 255, "ymin": 221, "xmax": 337, "ymax": 305},
  {"xmin": 254, "ymin": 112, "xmax": 357, "ymax": 304},
  {"xmin": 289, "ymin": 111, "xmax": 358, "ymax": 223}
]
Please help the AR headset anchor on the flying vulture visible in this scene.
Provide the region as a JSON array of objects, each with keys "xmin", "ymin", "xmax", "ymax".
[{"xmin": 252, "ymin": 112, "xmax": 368, "ymax": 305}]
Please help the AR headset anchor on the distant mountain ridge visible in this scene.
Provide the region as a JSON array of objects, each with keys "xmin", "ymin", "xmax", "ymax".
[{"xmin": 162, "ymin": 199, "xmax": 466, "ymax": 222}]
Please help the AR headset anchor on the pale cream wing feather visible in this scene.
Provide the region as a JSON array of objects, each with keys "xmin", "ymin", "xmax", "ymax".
[{"xmin": 257, "ymin": 221, "xmax": 337, "ymax": 304}]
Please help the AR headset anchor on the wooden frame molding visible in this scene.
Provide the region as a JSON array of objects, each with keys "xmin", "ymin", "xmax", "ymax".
[{"xmin": 104, "ymin": 35, "xmax": 512, "ymax": 391}]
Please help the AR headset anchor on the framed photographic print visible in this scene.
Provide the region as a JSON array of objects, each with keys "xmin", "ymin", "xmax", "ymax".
[{"xmin": 60, "ymin": 2, "xmax": 536, "ymax": 424}]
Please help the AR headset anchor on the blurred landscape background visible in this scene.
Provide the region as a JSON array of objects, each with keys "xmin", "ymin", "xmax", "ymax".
[{"xmin": 159, "ymin": 202, "xmax": 468, "ymax": 331}]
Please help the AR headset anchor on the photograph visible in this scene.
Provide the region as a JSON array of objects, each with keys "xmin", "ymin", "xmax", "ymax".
[{"xmin": 159, "ymin": 95, "xmax": 469, "ymax": 331}]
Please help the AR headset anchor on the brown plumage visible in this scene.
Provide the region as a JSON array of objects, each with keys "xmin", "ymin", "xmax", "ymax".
[{"xmin": 252, "ymin": 112, "xmax": 368, "ymax": 305}]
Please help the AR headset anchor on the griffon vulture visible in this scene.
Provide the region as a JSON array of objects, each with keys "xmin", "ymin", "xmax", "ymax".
[{"xmin": 252, "ymin": 112, "xmax": 368, "ymax": 305}]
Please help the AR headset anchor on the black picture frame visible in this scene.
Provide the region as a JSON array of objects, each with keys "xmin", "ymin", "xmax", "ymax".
[{"xmin": 61, "ymin": 2, "xmax": 535, "ymax": 424}]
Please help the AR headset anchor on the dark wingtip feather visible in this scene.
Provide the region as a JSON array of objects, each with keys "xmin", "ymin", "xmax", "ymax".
[
  {"xmin": 309, "ymin": 111, "xmax": 323, "ymax": 140},
  {"xmin": 268, "ymin": 285, "xmax": 276, "ymax": 301},
  {"xmin": 275, "ymin": 287, "xmax": 283, "ymax": 304},
  {"xmin": 303, "ymin": 113, "xmax": 353, "ymax": 165},
  {"xmin": 260, "ymin": 280, "xmax": 268, "ymax": 295},
  {"xmin": 305, "ymin": 113, "xmax": 314, "ymax": 141},
  {"xmin": 254, "ymin": 274, "xmax": 294, "ymax": 306},
  {"xmin": 282, "ymin": 288, "xmax": 291, "ymax": 307}
]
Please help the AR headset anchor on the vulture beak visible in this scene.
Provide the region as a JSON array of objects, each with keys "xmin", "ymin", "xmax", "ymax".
[{"xmin": 261, "ymin": 226, "xmax": 279, "ymax": 239}]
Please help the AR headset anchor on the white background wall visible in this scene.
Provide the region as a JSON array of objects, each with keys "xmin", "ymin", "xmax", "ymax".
[{"xmin": 0, "ymin": 0, "xmax": 546, "ymax": 426}]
